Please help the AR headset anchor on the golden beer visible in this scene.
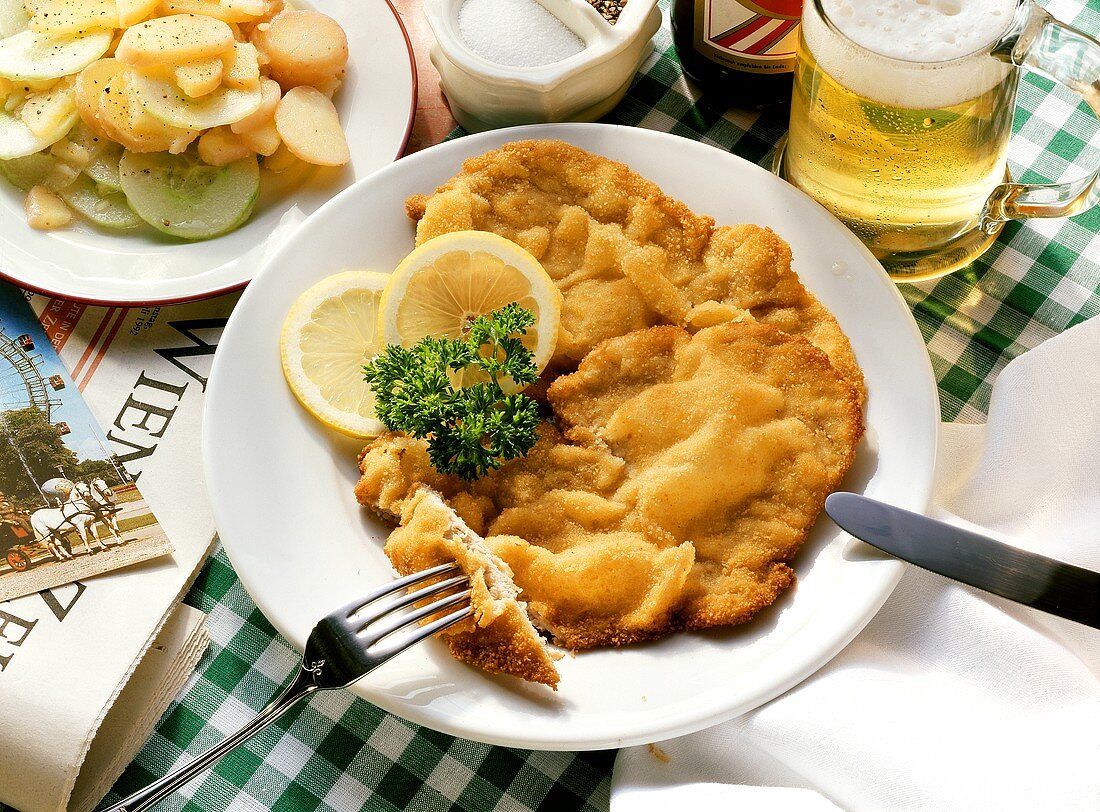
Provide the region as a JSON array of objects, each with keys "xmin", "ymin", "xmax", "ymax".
[{"xmin": 783, "ymin": 0, "xmax": 1021, "ymax": 279}]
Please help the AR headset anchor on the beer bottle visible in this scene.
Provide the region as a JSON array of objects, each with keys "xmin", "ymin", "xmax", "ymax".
[{"xmin": 671, "ymin": 0, "xmax": 803, "ymax": 110}]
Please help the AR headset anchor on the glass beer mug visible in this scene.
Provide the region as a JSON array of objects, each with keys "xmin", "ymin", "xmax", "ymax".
[{"xmin": 778, "ymin": 0, "xmax": 1100, "ymax": 280}]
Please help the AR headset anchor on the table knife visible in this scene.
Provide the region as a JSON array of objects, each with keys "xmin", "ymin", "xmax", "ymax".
[{"xmin": 824, "ymin": 492, "xmax": 1100, "ymax": 629}]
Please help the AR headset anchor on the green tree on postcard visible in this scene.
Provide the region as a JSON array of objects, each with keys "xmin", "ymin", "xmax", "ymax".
[{"xmin": 0, "ymin": 408, "xmax": 79, "ymax": 504}]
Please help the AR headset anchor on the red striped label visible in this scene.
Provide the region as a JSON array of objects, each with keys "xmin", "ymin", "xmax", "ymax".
[{"xmin": 695, "ymin": 0, "xmax": 801, "ymax": 74}]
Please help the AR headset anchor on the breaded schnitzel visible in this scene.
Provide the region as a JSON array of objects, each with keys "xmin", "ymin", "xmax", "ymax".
[
  {"xmin": 357, "ymin": 322, "xmax": 863, "ymax": 650},
  {"xmin": 386, "ymin": 488, "xmax": 560, "ymax": 687},
  {"xmin": 405, "ymin": 140, "xmax": 865, "ymax": 401}
]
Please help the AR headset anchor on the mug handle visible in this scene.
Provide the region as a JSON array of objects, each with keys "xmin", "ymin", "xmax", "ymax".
[{"xmin": 982, "ymin": 0, "xmax": 1100, "ymax": 227}]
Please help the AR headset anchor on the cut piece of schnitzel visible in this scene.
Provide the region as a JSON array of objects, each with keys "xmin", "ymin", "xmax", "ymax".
[
  {"xmin": 404, "ymin": 139, "xmax": 865, "ymax": 401},
  {"xmin": 357, "ymin": 322, "xmax": 864, "ymax": 649},
  {"xmin": 357, "ymin": 426, "xmax": 698, "ymax": 647},
  {"xmin": 385, "ymin": 488, "xmax": 560, "ymax": 688}
]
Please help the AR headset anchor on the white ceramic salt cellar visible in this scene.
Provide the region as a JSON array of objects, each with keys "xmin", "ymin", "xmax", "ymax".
[{"xmin": 425, "ymin": 0, "xmax": 661, "ymax": 132}]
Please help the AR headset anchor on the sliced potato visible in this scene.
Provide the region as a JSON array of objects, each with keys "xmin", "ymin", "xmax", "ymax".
[
  {"xmin": 0, "ymin": 29, "xmax": 112, "ymax": 81},
  {"xmin": 12, "ymin": 76, "xmax": 61, "ymax": 92},
  {"xmin": 238, "ymin": 118, "xmax": 277, "ymax": 154},
  {"xmin": 221, "ymin": 40, "xmax": 259, "ymax": 89},
  {"xmin": 97, "ymin": 70, "xmax": 198, "ymax": 153},
  {"xmin": 41, "ymin": 157, "xmax": 79, "ymax": 189},
  {"xmin": 251, "ymin": 10, "xmax": 346, "ymax": 89},
  {"xmin": 49, "ymin": 134, "xmax": 90, "ymax": 168},
  {"xmin": 25, "ymin": 183, "xmax": 72, "ymax": 228},
  {"xmin": 19, "ymin": 75, "xmax": 77, "ymax": 139},
  {"xmin": 128, "ymin": 68, "xmax": 261, "ymax": 129},
  {"xmin": 229, "ymin": 75, "xmax": 277, "ymax": 133},
  {"xmin": 115, "ymin": 14, "xmax": 234, "ymax": 68},
  {"xmin": 29, "ymin": 0, "xmax": 116, "ymax": 37},
  {"xmin": 174, "ymin": 57, "xmax": 222, "ymax": 97},
  {"xmin": 253, "ymin": 0, "xmax": 282, "ymax": 23},
  {"xmin": 273, "ymin": 85, "xmax": 347, "ymax": 166},
  {"xmin": 157, "ymin": 0, "xmax": 263, "ymax": 24},
  {"xmin": 261, "ymin": 140, "xmax": 296, "ymax": 172},
  {"xmin": 196, "ymin": 125, "xmax": 250, "ymax": 165},
  {"xmin": 74, "ymin": 57, "xmax": 123, "ymax": 136},
  {"xmin": 227, "ymin": 0, "xmax": 267, "ymax": 17},
  {"xmin": 116, "ymin": 0, "xmax": 158, "ymax": 27},
  {"xmin": 311, "ymin": 73, "xmax": 341, "ymax": 98}
]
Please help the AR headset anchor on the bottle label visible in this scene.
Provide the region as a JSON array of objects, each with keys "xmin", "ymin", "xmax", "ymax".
[{"xmin": 693, "ymin": 0, "xmax": 802, "ymax": 74}]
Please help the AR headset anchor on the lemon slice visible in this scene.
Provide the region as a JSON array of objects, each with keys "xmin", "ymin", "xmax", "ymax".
[
  {"xmin": 281, "ymin": 270, "xmax": 391, "ymax": 438},
  {"xmin": 377, "ymin": 231, "xmax": 563, "ymax": 381}
]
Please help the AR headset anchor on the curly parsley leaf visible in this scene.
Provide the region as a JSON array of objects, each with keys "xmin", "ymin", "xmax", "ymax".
[{"xmin": 363, "ymin": 304, "xmax": 541, "ymax": 480}]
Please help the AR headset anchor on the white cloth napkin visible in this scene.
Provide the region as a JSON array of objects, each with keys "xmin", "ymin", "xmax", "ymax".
[
  {"xmin": 68, "ymin": 604, "xmax": 209, "ymax": 812},
  {"xmin": 611, "ymin": 315, "xmax": 1100, "ymax": 812}
]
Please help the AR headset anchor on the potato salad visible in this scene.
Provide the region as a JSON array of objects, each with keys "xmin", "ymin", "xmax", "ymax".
[{"xmin": 0, "ymin": 0, "xmax": 350, "ymax": 239}]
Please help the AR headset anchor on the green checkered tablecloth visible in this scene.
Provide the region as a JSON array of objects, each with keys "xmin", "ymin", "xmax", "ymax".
[{"xmin": 97, "ymin": 1, "xmax": 1100, "ymax": 809}]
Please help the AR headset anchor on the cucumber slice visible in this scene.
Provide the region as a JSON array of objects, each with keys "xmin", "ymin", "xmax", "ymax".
[
  {"xmin": 58, "ymin": 173, "xmax": 143, "ymax": 230},
  {"xmin": 0, "ymin": 29, "xmax": 112, "ymax": 81},
  {"xmin": 0, "ymin": 105, "xmax": 76, "ymax": 159},
  {"xmin": 61, "ymin": 120, "xmax": 123, "ymax": 189},
  {"xmin": 128, "ymin": 71, "xmax": 262, "ymax": 130},
  {"xmin": 82, "ymin": 142, "xmax": 123, "ymax": 189},
  {"xmin": 0, "ymin": 0, "xmax": 30, "ymax": 38},
  {"xmin": 119, "ymin": 150, "xmax": 259, "ymax": 240},
  {"xmin": 62, "ymin": 119, "xmax": 122, "ymax": 189},
  {"xmin": 0, "ymin": 150, "xmax": 56, "ymax": 189}
]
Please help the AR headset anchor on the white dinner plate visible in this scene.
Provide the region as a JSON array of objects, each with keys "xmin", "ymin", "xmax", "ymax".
[
  {"xmin": 205, "ymin": 123, "xmax": 940, "ymax": 751},
  {"xmin": 0, "ymin": 0, "xmax": 416, "ymax": 305}
]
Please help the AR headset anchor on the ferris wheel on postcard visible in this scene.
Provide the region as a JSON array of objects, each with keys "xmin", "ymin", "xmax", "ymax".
[{"xmin": 0, "ymin": 322, "xmax": 66, "ymax": 424}]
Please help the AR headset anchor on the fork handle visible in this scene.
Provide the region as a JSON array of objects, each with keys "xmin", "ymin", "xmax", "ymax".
[{"xmin": 102, "ymin": 666, "xmax": 322, "ymax": 812}]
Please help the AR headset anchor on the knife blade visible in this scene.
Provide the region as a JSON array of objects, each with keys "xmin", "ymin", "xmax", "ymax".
[{"xmin": 824, "ymin": 492, "xmax": 1100, "ymax": 629}]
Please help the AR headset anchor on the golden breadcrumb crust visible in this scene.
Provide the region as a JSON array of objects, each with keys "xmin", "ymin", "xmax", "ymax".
[
  {"xmin": 351, "ymin": 141, "xmax": 869, "ymax": 678},
  {"xmin": 359, "ymin": 322, "xmax": 863, "ymax": 650},
  {"xmin": 405, "ymin": 139, "xmax": 865, "ymax": 403}
]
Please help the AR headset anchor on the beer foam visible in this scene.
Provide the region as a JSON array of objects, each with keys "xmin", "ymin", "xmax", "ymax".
[{"xmin": 805, "ymin": 0, "xmax": 1018, "ymax": 109}]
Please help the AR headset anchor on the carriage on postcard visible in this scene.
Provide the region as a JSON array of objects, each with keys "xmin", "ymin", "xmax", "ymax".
[{"xmin": 0, "ymin": 494, "xmax": 36, "ymax": 572}]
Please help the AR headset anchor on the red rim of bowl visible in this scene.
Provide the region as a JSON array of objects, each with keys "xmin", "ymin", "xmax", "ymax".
[{"xmin": 1, "ymin": 0, "xmax": 420, "ymax": 308}]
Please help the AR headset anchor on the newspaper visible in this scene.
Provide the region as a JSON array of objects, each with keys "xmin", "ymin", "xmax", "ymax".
[{"xmin": 0, "ymin": 290, "xmax": 239, "ymax": 812}]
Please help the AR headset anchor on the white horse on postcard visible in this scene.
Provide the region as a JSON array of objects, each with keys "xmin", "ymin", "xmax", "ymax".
[
  {"xmin": 31, "ymin": 486, "xmax": 108, "ymax": 558},
  {"xmin": 90, "ymin": 478, "xmax": 115, "ymax": 507},
  {"xmin": 79, "ymin": 479, "xmax": 123, "ymax": 542}
]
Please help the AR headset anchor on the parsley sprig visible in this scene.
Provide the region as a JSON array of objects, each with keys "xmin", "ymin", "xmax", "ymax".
[{"xmin": 364, "ymin": 303, "xmax": 541, "ymax": 480}]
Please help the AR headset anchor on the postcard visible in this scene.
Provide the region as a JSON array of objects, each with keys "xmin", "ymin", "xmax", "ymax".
[{"xmin": 0, "ymin": 284, "xmax": 172, "ymax": 602}]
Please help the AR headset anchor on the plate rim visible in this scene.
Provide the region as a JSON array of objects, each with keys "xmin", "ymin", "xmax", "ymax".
[
  {"xmin": 205, "ymin": 122, "xmax": 941, "ymax": 750},
  {"xmin": 0, "ymin": 0, "xmax": 418, "ymax": 307}
]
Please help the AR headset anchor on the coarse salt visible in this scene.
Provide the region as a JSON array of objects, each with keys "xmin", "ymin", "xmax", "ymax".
[{"xmin": 458, "ymin": 0, "xmax": 586, "ymax": 67}]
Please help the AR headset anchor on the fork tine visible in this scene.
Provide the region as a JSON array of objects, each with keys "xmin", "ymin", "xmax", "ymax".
[
  {"xmin": 369, "ymin": 604, "xmax": 475, "ymax": 662},
  {"xmin": 337, "ymin": 562, "xmax": 461, "ymax": 618},
  {"xmin": 360, "ymin": 588, "xmax": 473, "ymax": 641},
  {"xmin": 352, "ymin": 575, "xmax": 468, "ymax": 630}
]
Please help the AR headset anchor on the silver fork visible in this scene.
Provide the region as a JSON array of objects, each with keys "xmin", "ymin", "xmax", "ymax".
[{"xmin": 104, "ymin": 563, "xmax": 472, "ymax": 812}]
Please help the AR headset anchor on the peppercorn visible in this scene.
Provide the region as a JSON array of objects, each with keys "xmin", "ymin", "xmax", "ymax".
[{"xmin": 586, "ymin": 0, "xmax": 626, "ymax": 24}]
